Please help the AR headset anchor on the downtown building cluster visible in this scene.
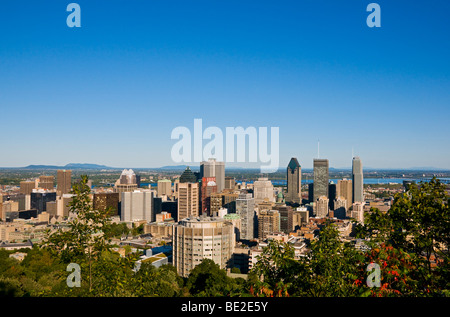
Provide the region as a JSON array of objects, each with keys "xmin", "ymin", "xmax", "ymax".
[{"xmin": 0, "ymin": 156, "xmax": 391, "ymax": 278}]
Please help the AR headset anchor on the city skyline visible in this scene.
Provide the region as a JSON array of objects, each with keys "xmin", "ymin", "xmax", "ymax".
[{"xmin": 1, "ymin": 1, "xmax": 449, "ymax": 170}]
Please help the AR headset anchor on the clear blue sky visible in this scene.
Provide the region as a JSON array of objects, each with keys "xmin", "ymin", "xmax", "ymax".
[{"xmin": 0, "ymin": 0, "xmax": 449, "ymax": 169}]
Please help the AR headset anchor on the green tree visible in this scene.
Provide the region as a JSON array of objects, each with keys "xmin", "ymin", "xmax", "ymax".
[
  {"xmin": 44, "ymin": 175, "xmax": 113, "ymax": 293},
  {"xmin": 307, "ymin": 221, "xmax": 364, "ymax": 297},
  {"xmin": 250, "ymin": 239, "xmax": 310, "ymax": 296},
  {"xmin": 355, "ymin": 177, "xmax": 450, "ymax": 295},
  {"xmin": 186, "ymin": 259, "xmax": 241, "ymax": 297}
]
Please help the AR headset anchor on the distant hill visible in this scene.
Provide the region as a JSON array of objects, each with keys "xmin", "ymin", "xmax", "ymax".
[
  {"xmin": 23, "ymin": 163, "xmax": 117, "ymax": 170},
  {"xmin": 156, "ymin": 165, "xmax": 200, "ymax": 171}
]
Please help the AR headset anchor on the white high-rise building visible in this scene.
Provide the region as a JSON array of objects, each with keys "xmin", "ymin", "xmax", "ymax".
[
  {"xmin": 236, "ymin": 192, "xmax": 255, "ymax": 240},
  {"xmin": 352, "ymin": 202, "xmax": 365, "ymax": 224},
  {"xmin": 173, "ymin": 217, "xmax": 235, "ymax": 277},
  {"xmin": 253, "ymin": 178, "xmax": 275, "ymax": 204},
  {"xmin": 121, "ymin": 190, "xmax": 155, "ymax": 222},
  {"xmin": 352, "ymin": 157, "xmax": 364, "ymax": 203}
]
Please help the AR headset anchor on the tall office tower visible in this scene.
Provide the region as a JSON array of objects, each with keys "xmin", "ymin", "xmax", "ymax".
[
  {"xmin": 352, "ymin": 157, "xmax": 364, "ymax": 203},
  {"xmin": 30, "ymin": 189, "xmax": 57, "ymax": 214},
  {"xmin": 20, "ymin": 181, "xmax": 35, "ymax": 195},
  {"xmin": 119, "ymin": 169, "xmax": 137, "ymax": 185},
  {"xmin": 177, "ymin": 182, "xmax": 199, "ymax": 220},
  {"xmin": 316, "ymin": 196, "xmax": 329, "ymax": 218},
  {"xmin": 157, "ymin": 179, "xmax": 172, "ymax": 197},
  {"xmin": 337, "ymin": 179, "xmax": 352, "ymax": 206},
  {"xmin": 253, "ymin": 178, "xmax": 275, "ymax": 204},
  {"xmin": 273, "ymin": 205, "xmax": 293, "ymax": 234},
  {"xmin": 200, "ymin": 158, "xmax": 225, "ymax": 193},
  {"xmin": 313, "ymin": 159, "xmax": 329, "ymax": 204},
  {"xmin": 39, "ymin": 176, "xmax": 55, "ymax": 191},
  {"xmin": 114, "ymin": 169, "xmax": 138, "ymax": 200},
  {"xmin": 328, "ymin": 182, "xmax": 336, "ymax": 210},
  {"xmin": 179, "ymin": 167, "xmax": 197, "ymax": 183},
  {"xmin": 93, "ymin": 192, "xmax": 120, "ymax": 216},
  {"xmin": 173, "ymin": 217, "xmax": 234, "ymax": 277},
  {"xmin": 225, "ymin": 177, "xmax": 236, "ymax": 190},
  {"xmin": 201, "ymin": 177, "xmax": 217, "ymax": 216},
  {"xmin": 333, "ymin": 196, "xmax": 347, "ymax": 219},
  {"xmin": 236, "ymin": 192, "xmax": 255, "ymax": 241},
  {"xmin": 352, "ymin": 202, "xmax": 364, "ymax": 224},
  {"xmin": 258, "ymin": 210, "xmax": 280, "ymax": 239},
  {"xmin": 121, "ymin": 190, "xmax": 155, "ymax": 222},
  {"xmin": 286, "ymin": 158, "xmax": 302, "ymax": 204},
  {"xmin": 57, "ymin": 170, "xmax": 72, "ymax": 196}
]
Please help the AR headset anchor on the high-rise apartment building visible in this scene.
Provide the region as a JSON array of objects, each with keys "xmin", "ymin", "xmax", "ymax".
[
  {"xmin": 178, "ymin": 182, "xmax": 199, "ymax": 220},
  {"xmin": 200, "ymin": 158, "xmax": 225, "ymax": 193},
  {"xmin": 253, "ymin": 178, "xmax": 275, "ymax": 204},
  {"xmin": 313, "ymin": 159, "xmax": 329, "ymax": 205},
  {"xmin": 173, "ymin": 217, "xmax": 234, "ymax": 277},
  {"xmin": 286, "ymin": 157, "xmax": 301, "ymax": 204},
  {"xmin": 352, "ymin": 157, "xmax": 364, "ymax": 203},
  {"xmin": 121, "ymin": 190, "xmax": 155, "ymax": 222},
  {"xmin": 236, "ymin": 192, "xmax": 255, "ymax": 241},
  {"xmin": 258, "ymin": 210, "xmax": 280, "ymax": 239},
  {"xmin": 57, "ymin": 170, "xmax": 72, "ymax": 196}
]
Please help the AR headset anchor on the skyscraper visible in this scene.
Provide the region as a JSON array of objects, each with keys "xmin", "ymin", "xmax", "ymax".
[
  {"xmin": 20, "ymin": 181, "xmax": 35, "ymax": 195},
  {"xmin": 31, "ymin": 189, "xmax": 57, "ymax": 214},
  {"xmin": 115, "ymin": 169, "xmax": 138, "ymax": 200},
  {"xmin": 200, "ymin": 177, "xmax": 217, "ymax": 216},
  {"xmin": 273, "ymin": 205, "xmax": 293, "ymax": 234},
  {"xmin": 93, "ymin": 192, "xmax": 120, "ymax": 216},
  {"xmin": 39, "ymin": 176, "xmax": 55, "ymax": 191},
  {"xmin": 337, "ymin": 179, "xmax": 352, "ymax": 206},
  {"xmin": 177, "ymin": 182, "xmax": 199, "ymax": 220},
  {"xmin": 236, "ymin": 192, "xmax": 255, "ymax": 241},
  {"xmin": 121, "ymin": 190, "xmax": 155, "ymax": 222},
  {"xmin": 179, "ymin": 167, "xmax": 197, "ymax": 183},
  {"xmin": 352, "ymin": 157, "xmax": 364, "ymax": 203},
  {"xmin": 313, "ymin": 159, "xmax": 329, "ymax": 204},
  {"xmin": 316, "ymin": 196, "xmax": 329, "ymax": 218},
  {"xmin": 200, "ymin": 158, "xmax": 225, "ymax": 193},
  {"xmin": 173, "ymin": 217, "xmax": 234, "ymax": 277},
  {"xmin": 286, "ymin": 158, "xmax": 301, "ymax": 204},
  {"xmin": 253, "ymin": 178, "xmax": 275, "ymax": 204},
  {"xmin": 57, "ymin": 170, "xmax": 72, "ymax": 196},
  {"xmin": 258, "ymin": 210, "xmax": 280, "ymax": 239},
  {"xmin": 157, "ymin": 179, "xmax": 172, "ymax": 197}
]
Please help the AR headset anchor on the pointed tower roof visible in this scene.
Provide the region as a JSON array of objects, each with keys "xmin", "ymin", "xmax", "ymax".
[
  {"xmin": 287, "ymin": 157, "xmax": 301, "ymax": 171},
  {"xmin": 179, "ymin": 167, "xmax": 197, "ymax": 183}
]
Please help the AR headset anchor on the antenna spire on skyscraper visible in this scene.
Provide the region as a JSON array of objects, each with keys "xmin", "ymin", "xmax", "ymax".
[{"xmin": 317, "ymin": 138, "xmax": 320, "ymax": 159}]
